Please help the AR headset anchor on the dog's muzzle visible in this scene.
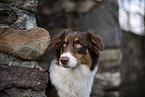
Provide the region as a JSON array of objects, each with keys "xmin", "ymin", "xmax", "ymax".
[{"xmin": 59, "ymin": 52, "xmax": 77, "ymax": 68}]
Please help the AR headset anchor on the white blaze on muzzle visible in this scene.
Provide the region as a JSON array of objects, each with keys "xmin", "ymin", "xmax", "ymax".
[{"xmin": 59, "ymin": 52, "xmax": 77, "ymax": 68}]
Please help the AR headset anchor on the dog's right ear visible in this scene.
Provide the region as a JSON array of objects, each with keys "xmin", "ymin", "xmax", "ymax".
[
  {"xmin": 51, "ymin": 29, "xmax": 71, "ymax": 59},
  {"xmin": 51, "ymin": 29, "xmax": 71, "ymax": 49},
  {"xmin": 51, "ymin": 31, "xmax": 65, "ymax": 50}
]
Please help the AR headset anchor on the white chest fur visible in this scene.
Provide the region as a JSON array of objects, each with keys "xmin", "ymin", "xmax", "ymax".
[{"xmin": 49, "ymin": 60, "xmax": 98, "ymax": 97}]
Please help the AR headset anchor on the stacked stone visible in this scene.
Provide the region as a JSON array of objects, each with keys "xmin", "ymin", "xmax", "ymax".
[
  {"xmin": 0, "ymin": 27, "xmax": 50, "ymax": 97},
  {"xmin": 0, "ymin": 0, "xmax": 50, "ymax": 96},
  {"xmin": 0, "ymin": 0, "xmax": 38, "ymax": 30}
]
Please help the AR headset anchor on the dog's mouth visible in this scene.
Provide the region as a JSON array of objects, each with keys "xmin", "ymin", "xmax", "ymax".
[
  {"xmin": 61, "ymin": 64, "xmax": 71, "ymax": 68},
  {"xmin": 59, "ymin": 62, "xmax": 71, "ymax": 68}
]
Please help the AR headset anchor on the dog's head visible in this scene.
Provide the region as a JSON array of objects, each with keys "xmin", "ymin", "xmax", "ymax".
[{"xmin": 51, "ymin": 29, "xmax": 104, "ymax": 70}]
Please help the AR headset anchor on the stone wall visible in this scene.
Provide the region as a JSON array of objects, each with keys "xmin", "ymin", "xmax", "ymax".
[
  {"xmin": 0, "ymin": 28, "xmax": 50, "ymax": 97},
  {"xmin": 0, "ymin": 0, "xmax": 37, "ymax": 30},
  {"xmin": 0, "ymin": 0, "xmax": 50, "ymax": 97}
]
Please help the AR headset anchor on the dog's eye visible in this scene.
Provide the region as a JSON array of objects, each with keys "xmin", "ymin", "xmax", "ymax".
[
  {"xmin": 63, "ymin": 43, "xmax": 67, "ymax": 48},
  {"xmin": 75, "ymin": 44, "xmax": 82, "ymax": 49}
]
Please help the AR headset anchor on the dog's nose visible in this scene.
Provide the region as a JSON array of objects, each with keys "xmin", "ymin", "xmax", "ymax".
[{"xmin": 60, "ymin": 57, "xmax": 69, "ymax": 64}]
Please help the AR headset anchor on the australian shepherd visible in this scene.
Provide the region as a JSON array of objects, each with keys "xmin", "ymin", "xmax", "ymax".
[{"xmin": 46, "ymin": 29, "xmax": 104, "ymax": 97}]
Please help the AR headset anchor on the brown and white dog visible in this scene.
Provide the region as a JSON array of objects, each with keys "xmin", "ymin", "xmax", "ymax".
[{"xmin": 46, "ymin": 29, "xmax": 104, "ymax": 97}]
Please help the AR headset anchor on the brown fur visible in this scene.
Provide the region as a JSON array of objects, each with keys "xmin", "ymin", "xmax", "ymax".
[{"xmin": 73, "ymin": 49, "xmax": 92, "ymax": 69}]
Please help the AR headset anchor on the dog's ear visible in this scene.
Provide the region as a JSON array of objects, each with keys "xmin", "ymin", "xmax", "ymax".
[
  {"xmin": 51, "ymin": 29, "xmax": 71, "ymax": 49},
  {"xmin": 51, "ymin": 29, "xmax": 71, "ymax": 59},
  {"xmin": 51, "ymin": 32, "xmax": 65, "ymax": 49},
  {"xmin": 86, "ymin": 30, "xmax": 104, "ymax": 54}
]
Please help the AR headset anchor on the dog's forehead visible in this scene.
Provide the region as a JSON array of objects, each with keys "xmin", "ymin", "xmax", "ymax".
[{"xmin": 65, "ymin": 32, "xmax": 85, "ymax": 42}]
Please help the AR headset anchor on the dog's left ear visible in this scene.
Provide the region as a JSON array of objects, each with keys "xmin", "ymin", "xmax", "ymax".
[{"xmin": 86, "ymin": 30, "xmax": 104, "ymax": 54}]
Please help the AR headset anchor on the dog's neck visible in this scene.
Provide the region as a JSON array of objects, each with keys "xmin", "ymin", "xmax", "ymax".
[{"xmin": 49, "ymin": 60, "xmax": 98, "ymax": 97}]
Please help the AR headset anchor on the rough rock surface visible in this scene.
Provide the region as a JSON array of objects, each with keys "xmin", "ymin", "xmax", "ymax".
[
  {"xmin": 0, "ymin": 53, "xmax": 48, "ymax": 97},
  {"xmin": 0, "ymin": 3, "xmax": 37, "ymax": 30},
  {"xmin": 0, "ymin": 65, "xmax": 48, "ymax": 91},
  {"xmin": 0, "ymin": 1, "xmax": 48, "ymax": 97},
  {"xmin": 0, "ymin": 88, "xmax": 46, "ymax": 97},
  {"xmin": 0, "ymin": 53, "xmax": 44, "ymax": 71},
  {"xmin": 0, "ymin": 0, "xmax": 38, "ymax": 13},
  {"xmin": 0, "ymin": 27, "xmax": 50, "ymax": 60}
]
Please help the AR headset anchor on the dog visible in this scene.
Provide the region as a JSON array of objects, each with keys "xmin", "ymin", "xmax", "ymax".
[{"xmin": 46, "ymin": 29, "xmax": 104, "ymax": 97}]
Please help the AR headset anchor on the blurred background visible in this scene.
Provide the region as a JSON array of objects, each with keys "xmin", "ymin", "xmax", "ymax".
[{"xmin": 0, "ymin": 0, "xmax": 144, "ymax": 97}]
